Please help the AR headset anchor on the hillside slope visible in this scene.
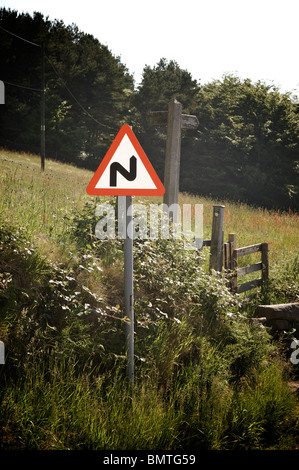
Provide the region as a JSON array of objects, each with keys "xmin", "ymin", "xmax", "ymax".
[{"xmin": 0, "ymin": 149, "xmax": 298, "ymax": 450}]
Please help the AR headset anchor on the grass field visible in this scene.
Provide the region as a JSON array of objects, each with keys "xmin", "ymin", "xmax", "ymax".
[
  {"xmin": 0, "ymin": 149, "xmax": 298, "ymax": 450},
  {"xmin": 1, "ymin": 148, "xmax": 298, "ymax": 264}
]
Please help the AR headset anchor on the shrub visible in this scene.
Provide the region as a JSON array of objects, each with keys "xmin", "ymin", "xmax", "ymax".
[{"xmin": 1, "ymin": 201, "xmax": 298, "ymax": 450}]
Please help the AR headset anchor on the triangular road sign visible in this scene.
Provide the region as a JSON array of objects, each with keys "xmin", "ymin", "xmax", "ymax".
[{"xmin": 86, "ymin": 125, "xmax": 165, "ymax": 196}]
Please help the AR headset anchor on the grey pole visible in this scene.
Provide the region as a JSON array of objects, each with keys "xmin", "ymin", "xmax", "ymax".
[
  {"xmin": 41, "ymin": 42, "xmax": 45, "ymax": 171},
  {"xmin": 0, "ymin": 81, "xmax": 5, "ymax": 105},
  {"xmin": 0, "ymin": 341, "xmax": 5, "ymax": 364},
  {"xmin": 124, "ymin": 195, "xmax": 134, "ymax": 386}
]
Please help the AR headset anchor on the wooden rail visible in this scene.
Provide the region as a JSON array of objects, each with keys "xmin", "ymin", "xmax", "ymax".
[
  {"xmin": 230, "ymin": 242, "xmax": 269, "ymax": 294},
  {"xmin": 200, "ymin": 205, "xmax": 269, "ymax": 296}
]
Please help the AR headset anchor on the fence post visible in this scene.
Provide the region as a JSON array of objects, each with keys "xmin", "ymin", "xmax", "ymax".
[
  {"xmin": 228, "ymin": 233, "xmax": 237, "ymax": 269},
  {"xmin": 261, "ymin": 242, "xmax": 269, "ymax": 285},
  {"xmin": 229, "ymin": 233, "xmax": 238, "ymax": 293},
  {"xmin": 224, "ymin": 242, "xmax": 229, "ymax": 270},
  {"xmin": 209, "ymin": 205, "xmax": 225, "ymax": 272}
]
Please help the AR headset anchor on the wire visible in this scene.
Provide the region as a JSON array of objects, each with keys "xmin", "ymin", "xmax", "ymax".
[
  {"xmin": 45, "ymin": 54, "xmax": 116, "ymax": 131},
  {"xmin": 1, "ymin": 24, "xmax": 118, "ymax": 131},
  {"xmin": 0, "ymin": 25, "xmax": 41, "ymax": 48},
  {"xmin": 3, "ymin": 80, "xmax": 42, "ymax": 92}
]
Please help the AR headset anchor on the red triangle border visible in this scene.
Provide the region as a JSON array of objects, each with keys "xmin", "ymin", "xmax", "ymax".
[{"xmin": 86, "ymin": 125, "xmax": 165, "ymax": 196}]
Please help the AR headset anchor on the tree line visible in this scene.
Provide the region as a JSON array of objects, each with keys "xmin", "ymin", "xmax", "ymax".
[{"xmin": 1, "ymin": 8, "xmax": 298, "ymax": 210}]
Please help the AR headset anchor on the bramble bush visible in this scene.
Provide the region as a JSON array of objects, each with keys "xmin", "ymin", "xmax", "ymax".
[{"xmin": 0, "ymin": 203, "xmax": 298, "ymax": 450}]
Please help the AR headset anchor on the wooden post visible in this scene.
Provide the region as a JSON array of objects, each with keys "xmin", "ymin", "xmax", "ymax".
[
  {"xmin": 209, "ymin": 205, "xmax": 225, "ymax": 272},
  {"xmin": 148, "ymin": 100, "xmax": 198, "ymax": 225},
  {"xmin": 224, "ymin": 242, "xmax": 230, "ymax": 270},
  {"xmin": 229, "ymin": 233, "xmax": 237, "ymax": 293},
  {"xmin": 229, "ymin": 233, "xmax": 237, "ymax": 269},
  {"xmin": 261, "ymin": 242, "xmax": 269, "ymax": 284},
  {"xmin": 163, "ymin": 99, "xmax": 182, "ymax": 223}
]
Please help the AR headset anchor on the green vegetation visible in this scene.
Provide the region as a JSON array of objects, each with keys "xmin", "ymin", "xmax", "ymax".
[
  {"xmin": 0, "ymin": 151, "xmax": 298, "ymax": 450},
  {"xmin": 1, "ymin": 8, "xmax": 298, "ymax": 210}
]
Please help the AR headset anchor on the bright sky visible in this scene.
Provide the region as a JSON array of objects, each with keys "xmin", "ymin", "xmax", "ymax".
[{"xmin": 1, "ymin": 0, "xmax": 299, "ymax": 97}]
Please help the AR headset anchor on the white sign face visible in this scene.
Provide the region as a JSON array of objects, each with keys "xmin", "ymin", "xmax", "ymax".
[
  {"xmin": 95, "ymin": 134, "xmax": 156, "ymax": 190},
  {"xmin": 86, "ymin": 125, "xmax": 165, "ymax": 196}
]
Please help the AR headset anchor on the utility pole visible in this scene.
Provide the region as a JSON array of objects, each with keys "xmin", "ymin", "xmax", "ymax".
[
  {"xmin": 0, "ymin": 81, "xmax": 4, "ymax": 105},
  {"xmin": 41, "ymin": 42, "xmax": 45, "ymax": 171}
]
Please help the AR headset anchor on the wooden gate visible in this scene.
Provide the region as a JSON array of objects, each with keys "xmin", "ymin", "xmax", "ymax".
[
  {"xmin": 207, "ymin": 205, "xmax": 269, "ymax": 295},
  {"xmin": 225, "ymin": 241, "xmax": 269, "ymax": 294}
]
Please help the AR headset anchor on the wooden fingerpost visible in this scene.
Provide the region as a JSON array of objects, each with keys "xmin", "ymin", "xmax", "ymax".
[
  {"xmin": 209, "ymin": 205, "xmax": 225, "ymax": 272},
  {"xmin": 148, "ymin": 99, "xmax": 199, "ymax": 225},
  {"xmin": 164, "ymin": 99, "xmax": 182, "ymax": 224}
]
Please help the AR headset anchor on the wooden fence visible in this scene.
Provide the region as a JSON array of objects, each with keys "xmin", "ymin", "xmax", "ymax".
[
  {"xmin": 225, "ymin": 240, "xmax": 269, "ymax": 294},
  {"xmin": 204, "ymin": 205, "xmax": 269, "ymax": 295}
]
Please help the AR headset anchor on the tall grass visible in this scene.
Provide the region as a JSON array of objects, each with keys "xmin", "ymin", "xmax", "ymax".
[
  {"xmin": 0, "ymin": 150, "xmax": 93, "ymax": 264},
  {"xmin": 1, "ymin": 149, "xmax": 298, "ymax": 265},
  {"xmin": 0, "ymin": 149, "xmax": 298, "ymax": 450},
  {"xmin": 1, "ymin": 341, "xmax": 297, "ymax": 450}
]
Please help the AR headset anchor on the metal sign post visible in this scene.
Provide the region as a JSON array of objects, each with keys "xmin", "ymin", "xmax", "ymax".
[
  {"xmin": 41, "ymin": 42, "xmax": 45, "ymax": 171},
  {"xmin": 87, "ymin": 125, "xmax": 164, "ymax": 388},
  {"xmin": 124, "ymin": 195, "xmax": 134, "ymax": 387}
]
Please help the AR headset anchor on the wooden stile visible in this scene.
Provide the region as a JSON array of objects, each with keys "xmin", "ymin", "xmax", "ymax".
[
  {"xmin": 232, "ymin": 242, "xmax": 269, "ymax": 294},
  {"xmin": 197, "ymin": 205, "xmax": 268, "ymax": 296},
  {"xmin": 237, "ymin": 262, "xmax": 263, "ymax": 276}
]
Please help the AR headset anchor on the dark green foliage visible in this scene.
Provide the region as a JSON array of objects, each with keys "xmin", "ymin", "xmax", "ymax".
[
  {"xmin": 0, "ymin": 216, "xmax": 127, "ymax": 377},
  {"xmin": 136, "ymin": 63, "xmax": 299, "ymax": 210},
  {"xmin": 133, "ymin": 58, "xmax": 201, "ymax": 181},
  {"xmin": 0, "ymin": 8, "xmax": 134, "ymax": 167},
  {"xmin": 266, "ymin": 255, "xmax": 299, "ymax": 304},
  {"xmin": 182, "ymin": 75, "xmax": 299, "ymax": 210},
  {"xmin": 0, "ymin": 202, "xmax": 298, "ymax": 450},
  {"xmin": 1, "ymin": 8, "xmax": 298, "ymax": 209}
]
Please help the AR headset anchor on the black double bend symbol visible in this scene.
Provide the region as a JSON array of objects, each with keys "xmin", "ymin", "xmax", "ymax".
[{"xmin": 110, "ymin": 155, "xmax": 137, "ymax": 187}]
